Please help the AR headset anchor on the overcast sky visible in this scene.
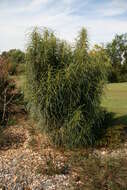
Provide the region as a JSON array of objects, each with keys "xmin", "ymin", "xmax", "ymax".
[{"xmin": 0, "ymin": 0, "xmax": 127, "ymax": 52}]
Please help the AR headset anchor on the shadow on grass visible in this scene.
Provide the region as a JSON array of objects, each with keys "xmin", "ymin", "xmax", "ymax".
[
  {"xmin": 112, "ymin": 114, "xmax": 127, "ymax": 134},
  {"xmin": 113, "ymin": 114, "xmax": 127, "ymax": 126},
  {"xmin": 96, "ymin": 112, "xmax": 127, "ymax": 148}
]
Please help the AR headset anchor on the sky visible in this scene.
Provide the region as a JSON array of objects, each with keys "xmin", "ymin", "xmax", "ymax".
[{"xmin": 0, "ymin": 0, "xmax": 127, "ymax": 52}]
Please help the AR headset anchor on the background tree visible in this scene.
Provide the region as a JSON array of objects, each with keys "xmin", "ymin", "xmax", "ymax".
[{"xmin": 106, "ymin": 33, "xmax": 127, "ymax": 82}]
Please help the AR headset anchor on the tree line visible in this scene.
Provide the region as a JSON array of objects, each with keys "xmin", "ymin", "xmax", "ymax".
[{"xmin": 1, "ymin": 33, "xmax": 127, "ymax": 83}]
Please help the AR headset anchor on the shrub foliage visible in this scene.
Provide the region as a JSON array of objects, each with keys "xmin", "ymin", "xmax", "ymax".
[
  {"xmin": 25, "ymin": 28, "xmax": 110, "ymax": 147},
  {"xmin": 1, "ymin": 49, "xmax": 25, "ymax": 75},
  {"xmin": 0, "ymin": 57, "xmax": 15, "ymax": 126}
]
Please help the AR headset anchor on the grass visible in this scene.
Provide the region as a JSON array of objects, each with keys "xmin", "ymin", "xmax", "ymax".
[
  {"xmin": 99, "ymin": 82, "xmax": 127, "ymax": 148},
  {"xmin": 102, "ymin": 82, "xmax": 127, "ymax": 118}
]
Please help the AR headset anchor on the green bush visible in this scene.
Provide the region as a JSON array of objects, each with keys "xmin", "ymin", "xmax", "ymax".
[
  {"xmin": 0, "ymin": 56, "xmax": 15, "ymax": 126},
  {"xmin": 1, "ymin": 49, "xmax": 25, "ymax": 75},
  {"xmin": 25, "ymin": 28, "xmax": 111, "ymax": 148}
]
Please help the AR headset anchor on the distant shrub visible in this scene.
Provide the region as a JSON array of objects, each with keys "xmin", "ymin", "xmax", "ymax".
[
  {"xmin": 9, "ymin": 62, "xmax": 17, "ymax": 75},
  {"xmin": 0, "ymin": 56, "xmax": 15, "ymax": 126},
  {"xmin": 25, "ymin": 28, "xmax": 111, "ymax": 148},
  {"xmin": 1, "ymin": 49, "xmax": 25, "ymax": 75}
]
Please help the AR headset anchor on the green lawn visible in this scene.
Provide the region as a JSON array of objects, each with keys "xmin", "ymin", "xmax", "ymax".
[
  {"xmin": 102, "ymin": 82, "xmax": 127, "ymax": 125},
  {"xmin": 102, "ymin": 82, "xmax": 127, "ymax": 115}
]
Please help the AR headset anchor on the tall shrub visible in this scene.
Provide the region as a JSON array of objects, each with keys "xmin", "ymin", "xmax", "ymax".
[{"xmin": 25, "ymin": 28, "xmax": 110, "ymax": 147}]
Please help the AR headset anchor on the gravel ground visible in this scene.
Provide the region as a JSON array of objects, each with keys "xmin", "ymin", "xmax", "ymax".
[
  {"xmin": 0, "ymin": 122, "xmax": 127, "ymax": 190},
  {"xmin": 0, "ymin": 125, "xmax": 74, "ymax": 190}
]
